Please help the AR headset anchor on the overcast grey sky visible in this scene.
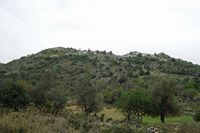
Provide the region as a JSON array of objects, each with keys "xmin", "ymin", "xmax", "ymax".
[{"xmin": 0, "ymin": 0, "xmax": 200, "ymax": 64}]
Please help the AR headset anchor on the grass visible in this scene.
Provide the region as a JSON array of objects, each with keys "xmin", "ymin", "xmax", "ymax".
[
  {"xmin": 143, "ymin": 115, "xmax": 194, "ymax": 125},
  {"xmin": 66, "ymin": 105, "xmax": 125, "ymax": 120},
  {"xmin": 97, "ymin": 106, "xmax": 194, "ymax": 125},
  {"xmin": 0, "ymin": 112, "xmax": 77, "ymax": 133},
  {"xmin": 97, "ymin": 107, "xmax": 124, "ymax": 120},
  {"xmin": 99, "ymin": 107, "xmax": 195, "ymax": 125},
  {"xmin": 66, "ymin": 105, "xmax": 82, "ymax": 113},
  {"xmin": 0, "ymin": 106, "xmax": 199, "ymax": 133},
  {"xmin": 66, "ymin": 105, "xmax": 195, "ymax": 125}
]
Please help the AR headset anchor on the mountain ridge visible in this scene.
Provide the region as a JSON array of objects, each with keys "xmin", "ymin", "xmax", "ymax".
[
  {"xmin": 2, "ymin": 47, "xmax": 200, "ymax": 78},
  {"xmin": 4, "ymin": 47, "xmax": 198, "ymax": 65}
]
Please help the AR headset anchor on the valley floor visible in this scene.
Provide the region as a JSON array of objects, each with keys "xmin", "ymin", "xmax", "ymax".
[{"xmin": 0, "ymin": 106, "xmax": 199, "ymax": 133}]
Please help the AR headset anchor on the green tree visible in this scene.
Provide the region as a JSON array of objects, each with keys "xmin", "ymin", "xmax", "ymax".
[
  {"xmin": 117, "ymin": 89, "xmax": 151, "ymax": 121},
  {"xmin": 29, "ymin": 70, "xmax": 68, "ymax": 116},
  {"xmin": 29, "ymin": 70, "xmax": 53, "ymax": 109},
  {"xmin": 0, "ymin": 80, "xmax": 29, "ymax": 111},
  {"xmin": 103, "ymin": 87, "xmax": 124, "ymax": 104},
  {"xmin": 117, "ymin": 91, "xmax": 132, "ymax": 121},
  {"xmin": 46, "ymin": 86, "xmax": 67, "ymax": 116},
  {"xmin": 183, "ymin": 81, "xmax": 199, "ymax": 100},
  {"xmin": 77, "ymin": 87, "xmax": 102, "ymax": 115},
  {"xmin": 193, "ymin": 111, "xmax": 200, "ymax": 122},
  {"xmin": 76, "ymin": 77, "xmax": 102, "ymax": 115},
  {"xmin": 150, "ymin": 76, "xmax": 179, "ymax": 123}
]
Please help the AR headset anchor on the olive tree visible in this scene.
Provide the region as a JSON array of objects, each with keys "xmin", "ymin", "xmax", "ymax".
[
  {"xmin": 150, "ymin": 76, "xmax": 179, "ymax": 123},
  {"xmin": 29, "ymin": 71, "xmax": 67, "ymax": 115},
  {"xmin": 46, "ymin": 86, "xmax": 67, "ymax": 116},
  {"xmin": 76, "ymin": 77, "xmax": 102, "ymax": 115}
]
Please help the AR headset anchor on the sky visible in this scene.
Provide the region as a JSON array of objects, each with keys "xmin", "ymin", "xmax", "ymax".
[{"xmin": 0, "ymin": 0, "xmax": 200, "ymax": 64}]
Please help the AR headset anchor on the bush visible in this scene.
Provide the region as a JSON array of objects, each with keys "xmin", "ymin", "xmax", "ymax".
[{"xmin": 193, "ymin": 111, "xmax": 200, "ymax": 122}]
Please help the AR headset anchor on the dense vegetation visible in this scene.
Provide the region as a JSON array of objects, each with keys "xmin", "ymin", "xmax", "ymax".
[{"xmin": 0, "ymin": 47, "xmax": 200, "ymax": 133}]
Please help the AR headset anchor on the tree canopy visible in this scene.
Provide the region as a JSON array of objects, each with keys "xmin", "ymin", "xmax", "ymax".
[
  {"xmin": 150, "ymin": 76, "xmax": 180, "ymax": 123},
  {"xmin": 0, "ymin": 80, "xmax": 29, "ymax": 111},
  {"xmin": 117, "ymin": 89, "xmax": 152, "ymax": 121}
]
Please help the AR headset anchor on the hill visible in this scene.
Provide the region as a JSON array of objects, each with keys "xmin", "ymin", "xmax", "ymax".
[
  {"xmin": 1, "ymin": 47, "xmax": 200, "ymax": 93},
  {"xmin": 0, "ymin": 47, "xmax": 200, "ymax": 133}
]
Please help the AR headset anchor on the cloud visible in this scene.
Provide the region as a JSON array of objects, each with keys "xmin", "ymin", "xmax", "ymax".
[{"xmin": 0, "ymin": 0, "xmax": 200, "ymax": 64}]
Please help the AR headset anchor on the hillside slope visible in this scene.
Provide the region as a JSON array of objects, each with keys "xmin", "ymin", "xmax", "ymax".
[{"xmin": 1, "ymin": 47, "xmax": 200, "ymax": 94}]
